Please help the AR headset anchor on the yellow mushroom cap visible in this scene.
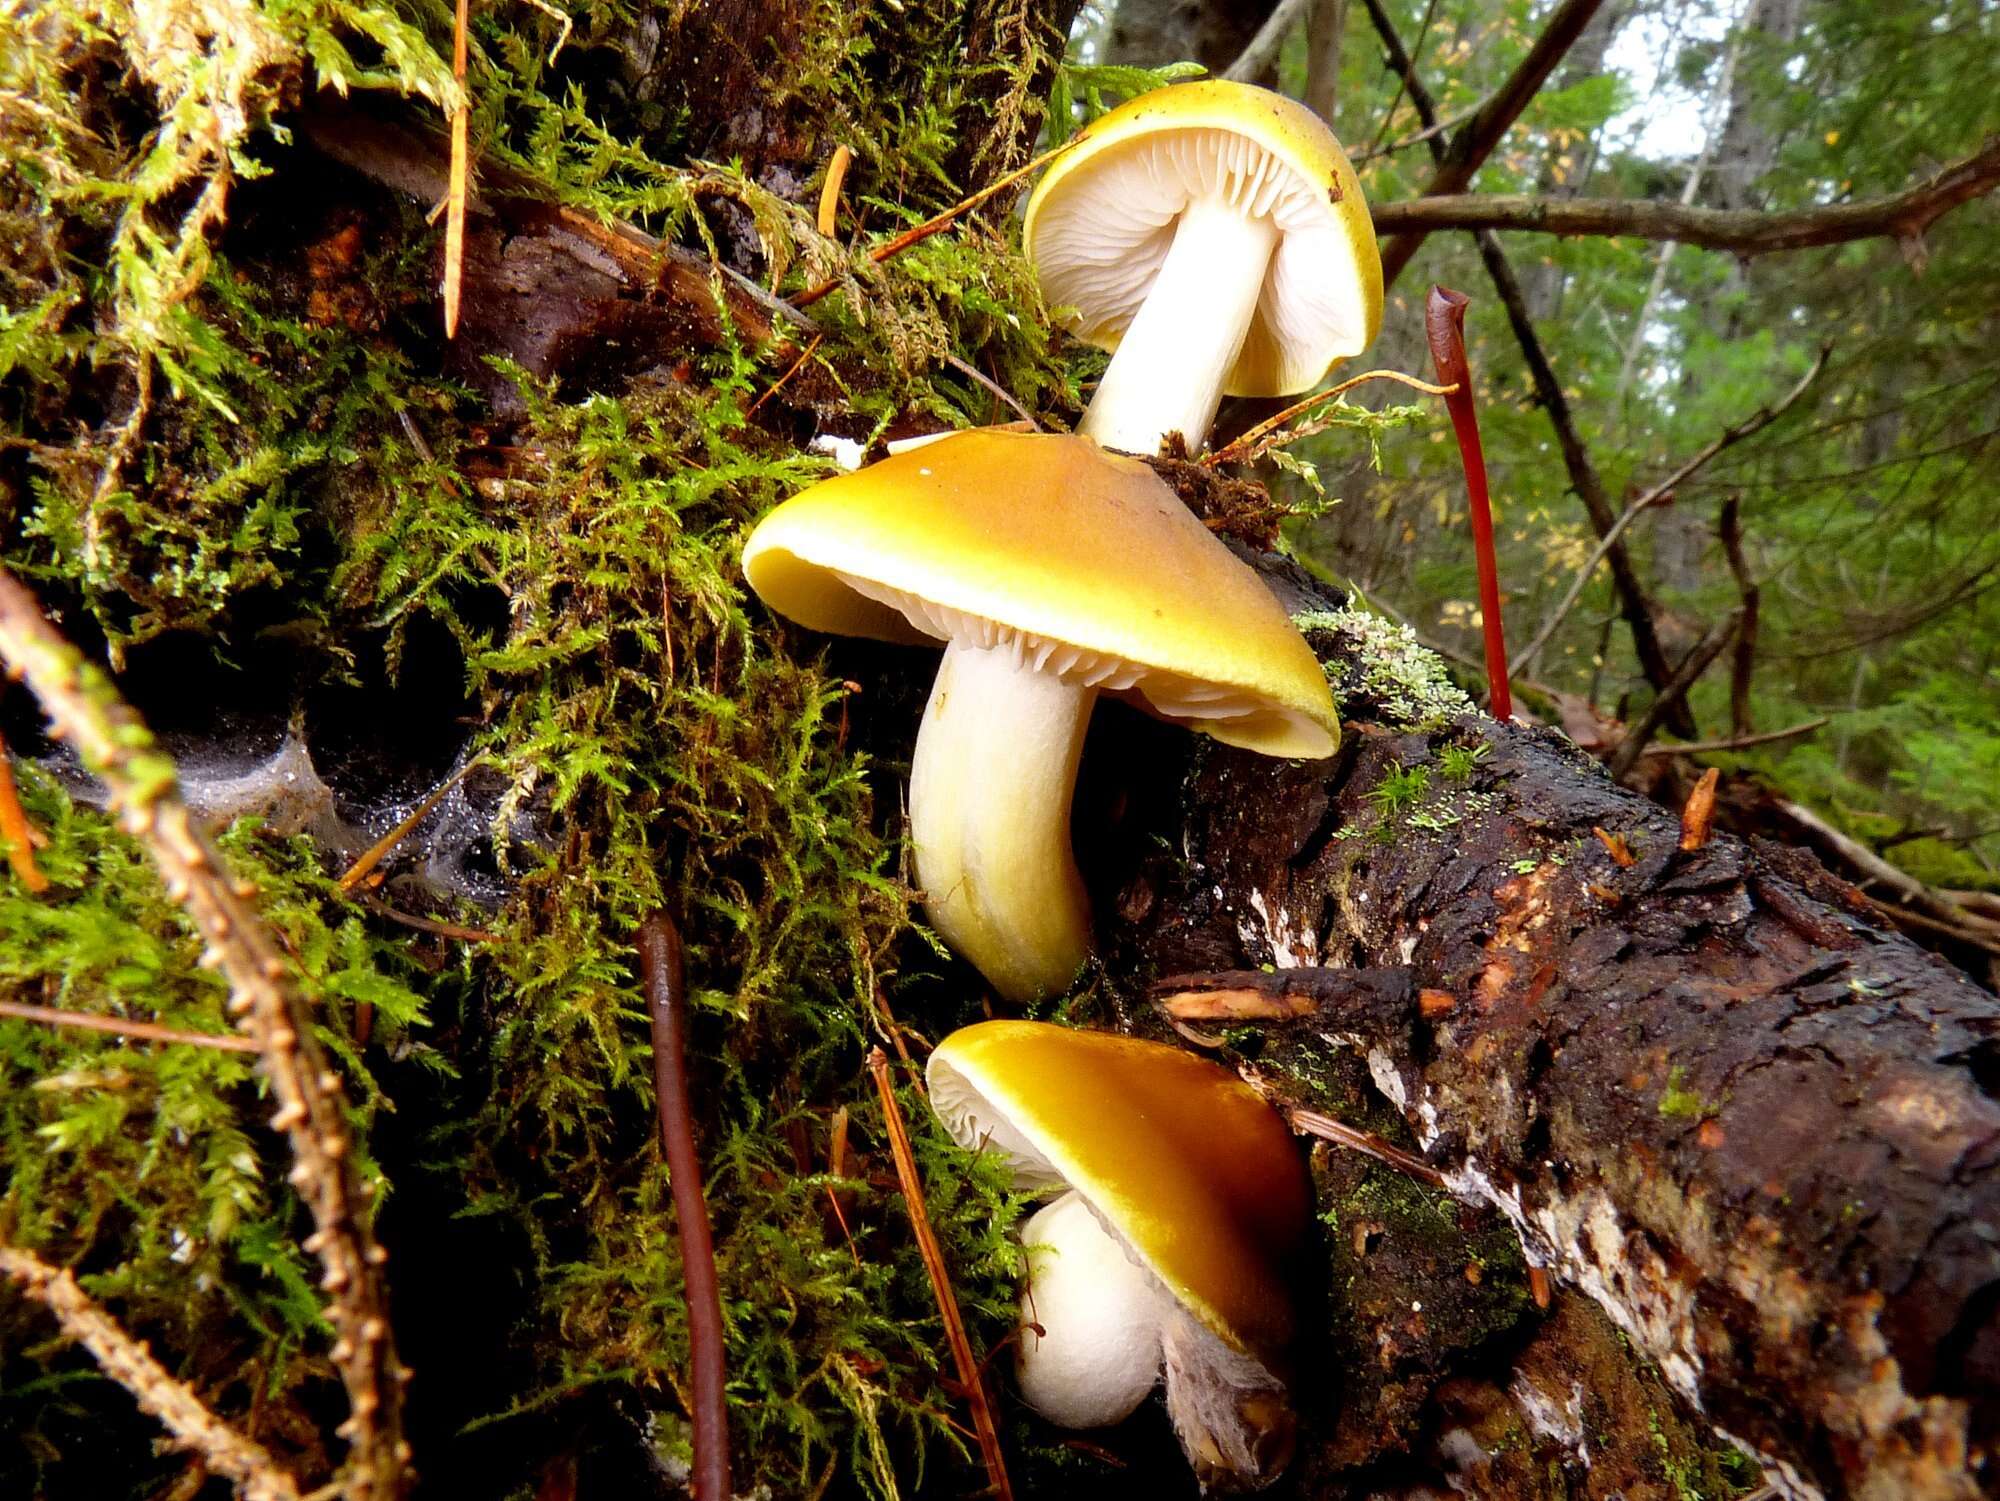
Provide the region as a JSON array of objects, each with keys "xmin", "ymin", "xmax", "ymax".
[
  {"xmin": 741, "ymin": 429, "xmax": 1338, "ymax": 758},
  {"xmin": 926, "ymin": 1020, "xmax": 1312, "ymax": 1374},
  {"xmin": 1024, "ymin": 80, "xmax": 1383, "ymax": 399}
]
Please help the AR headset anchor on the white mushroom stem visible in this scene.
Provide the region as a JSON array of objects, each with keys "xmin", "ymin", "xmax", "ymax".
[
  {"xmin": 1078, "ymin": 195, "xmax": 1280, "ymax": 456},
  {"xmin": 1015, "ymin": 1191, "xmax": 1166, "ymax": 1428},
  {"xmin": 908, "ymin": 640, "xmax": 1094, "ymax": 1002}
]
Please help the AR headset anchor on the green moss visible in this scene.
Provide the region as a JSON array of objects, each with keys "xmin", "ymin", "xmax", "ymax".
[
  {"xmin": 0, "ymin": 0, "xmax": 1079, "ymax": 1492},
  {"xmin": 1657, "ymin": 1066, "xmax": 1713, "ymax": 1122}
]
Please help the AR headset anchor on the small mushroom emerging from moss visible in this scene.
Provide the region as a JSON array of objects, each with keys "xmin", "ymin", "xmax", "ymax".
[
  {"xmin": 927, "ymin": 1020, "xmax": 1313, "ymax": 1490},
  {"xmin": 741, "ymin": 430, "xmax": 1339, "ymax": 1002},
  {"xmin": 1024, "ymin": 79, "xmax": 1382, "ymax": 456}
]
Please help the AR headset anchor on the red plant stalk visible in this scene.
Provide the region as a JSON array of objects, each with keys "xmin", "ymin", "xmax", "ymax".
[
  {"xmin": 1426, "ymin": 286, "xmax": 1513, "ymax": 721},
  {"xmin": 638, "ymin": 912, "xmax": 732, "ymax": 1501}
]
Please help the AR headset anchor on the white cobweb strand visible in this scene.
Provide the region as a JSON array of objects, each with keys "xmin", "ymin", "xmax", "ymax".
[
  {"xmin": 1079, "ymin": 195, "xmax": 1279, "ymax": 456},
  {"xmin": 1015, "ymin": 1191, "xmax": 1168, "ymax": 1429},
  {"xmin": 907, "ymin": 639, "xmax": 1095, "ymax": 1003}
]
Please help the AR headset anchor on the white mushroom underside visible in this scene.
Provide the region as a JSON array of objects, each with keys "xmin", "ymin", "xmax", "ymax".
[
  {"xmin": 833, "ymin": 571, "xmax": 1270, "ymax": 725},
  {"xmin": 1032, "ymin": 128, "xmax": 1374, "ymax": 396}
]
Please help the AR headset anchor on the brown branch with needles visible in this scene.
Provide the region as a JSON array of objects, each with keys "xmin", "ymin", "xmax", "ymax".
[
  {"xmin": 636, "ymin": 912, "xmax": 732, "ymax": 1501},
  {"xmin": 0, "ymin": 1244, "xmax": 303, "ymax": 1501},
  {"xmin": 866, "ymin": 1046, "xmax": 1013, "ymax": 1501},
  {"xmin": 0, "ymin": 569, "xmax": 410, "ymax": 1501}
]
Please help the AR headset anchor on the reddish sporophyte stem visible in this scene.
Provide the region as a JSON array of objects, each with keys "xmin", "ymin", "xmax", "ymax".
[
  {"xmin": 1426, "ymin": 286, "xmax": 1513, "ymax": 722},
  {"xmin": 638, "ymin": 912, "xmax": 732, "ymax": 1501}
]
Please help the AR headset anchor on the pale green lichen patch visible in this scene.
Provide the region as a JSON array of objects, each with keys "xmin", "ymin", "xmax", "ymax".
[{"xmin": 1293, "ymin": 604, "xmax": 1475, "ymax": 732}]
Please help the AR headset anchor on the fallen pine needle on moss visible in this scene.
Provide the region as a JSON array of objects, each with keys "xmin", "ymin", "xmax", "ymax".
[
  {"xmin": 0, "ymin": 999, "xmax": 260, "ymax": 1052},
  {"xmin": 867, "ymin": 1045, "xmax": 1013, "ymax": 1501}
]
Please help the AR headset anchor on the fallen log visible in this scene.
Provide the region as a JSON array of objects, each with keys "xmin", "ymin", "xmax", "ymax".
[{"xmin": 1096, "ymin": 588, "xmax": 2000, "ymax": 1501}]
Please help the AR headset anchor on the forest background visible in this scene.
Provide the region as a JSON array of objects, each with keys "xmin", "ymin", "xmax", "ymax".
[{"xmin": 0, "ymin": 0, "xmax": 1996, "ymax": 1499}]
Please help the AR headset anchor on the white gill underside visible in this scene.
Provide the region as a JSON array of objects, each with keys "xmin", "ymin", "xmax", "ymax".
[
  {"xmin": 833, "ymin": 571, "xmax": 1267, "ymax": 725},
  {"xmin": 1033, "ymin": 128, "xmax": 1370, "ymax": 399}
]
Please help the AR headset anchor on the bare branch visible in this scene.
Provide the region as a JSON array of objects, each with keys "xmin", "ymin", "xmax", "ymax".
[
  {"xmin": 1357, "ymin": 0, "xmax": 1693, "ymax": 733},
  {"xmin": 1606, "ymin": 612, "xmax": 1744, "ymax": 779},
  {"xmin": 1637, "ymin": 717, "xmax": 1829, "ymax": 759},
  {"xmin": 1376, "ymin": 0, "xmax": 1608, "ymax": 289},
  {"xmin": 0, "ymin": 572, "xmax": 409, "ymax": 1501},
  {"xmin": 1510, "ymin": 347, "xmax": 1829, "ymax": 680},
  {"xmin": 1370, "ymin": 137, "xmax": 2000, "ymax": 256},
  {"xmin": 1223, "ymin": 0, "xmax": 1311, "ymax": 81},
  {"xmin": 0, "ymin": 1244, "xmax": 302, "ymax": 1501}
]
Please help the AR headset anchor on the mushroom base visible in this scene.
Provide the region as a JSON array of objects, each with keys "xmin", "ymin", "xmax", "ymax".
[
  {"xmin": 908, "ymin": 639, "xmax": 1094, "ymax": 1002},
  {"xmin": 1161, "ymin": 1305, "xmax": 1297, "ymax": 1492},
  {"xmin": 1016, "ymin": 1191, "xmax": 1166, "ymax": 1429}
]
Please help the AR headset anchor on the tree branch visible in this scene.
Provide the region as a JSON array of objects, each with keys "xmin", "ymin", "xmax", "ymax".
[
  {"xmin": 0, "ymin": 572, "xmax": 409, "ymax": 1501},
  {"xmin": 1510, "ymin": 346, "xmax": 1829, "ymax": 680},
  {"xmin": 1718, "ymin": 494, "xmax": 1760, "ymax": 737},
  {"xmin": 1369, "ymin": 136, "xmax": 2000, "ymax": 257},
  {"xmin": 1606, "ymin": 611, "xmax": 1743, "ymax": 779},
  {"xmin": 1, "ymin": 1244, "xmax": 302, "ymax": 1501},
  {"xmin": 1376, "ymin": 0, "xmax": 1608, "ymax": 289}
]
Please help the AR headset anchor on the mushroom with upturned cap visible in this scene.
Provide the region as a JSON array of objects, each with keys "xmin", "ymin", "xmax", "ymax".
[
  {"xmin": 741, "ymin": 429, "xmax": 1339, "ymax": 1002},
  {"xmin": 927, "ymin": 1020, "xmax": 1313, "ymax": 1490},
  {"xmin": 1024, "ymin": 79, "xmax": 1382, "ymax": 456}
]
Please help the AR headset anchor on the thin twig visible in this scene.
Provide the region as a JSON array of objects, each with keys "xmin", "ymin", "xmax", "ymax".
[
  {"xmin": 1352, "ymin": 106, "xmax": 1475, "ymax": 163},
  {"xmin": 791, "ymin": 139, "xmax": 1076, "ymax": 310},
  {"xmin": 1606, "ymin": 612, "xmax": 1743, "ymax": 779},
  {"xmin": 442, "ymin": 0, "xmax": 470, "ymax": 339},
  {"xmin": 0, "ymin": 570, "xmax": 409, "ymax": 1501},
  {"xmin": 1637, "ymin": 718, "xmax": 1828, "ymax": 759},
  {"xmin": 1, "ymin": 1243, "xmax": 302, "ymax": 1501},
  {"xmin": 942, "ymin": 353, "xmax": 1044, "ymax": 429},
  {"xmin": 745, "ymin": 334, "xmax": 825, "ymax": 419},
  {"xmin": 866, "ymin": 1047, "xmax": 1012, "ymax": 1501},
  {"xmin": 1510, "ymin": 348, "xmax": 1829, "ymax": 679},
  {"xmin": 358, "ymin": 898, "xmax": 502, "ymax": 943},
  {"xmin": 0, "ymin": 729, "xmax": 49, "ymax": 893},
  {"xmin": 637, "ymin": 913, "xmax": 731, "ymax": 1501},
  {"xmin": 1203, "ymin": 368, "xmax": 1454, "ymax": 466},
  {"xmin": 0, "ymin": 998, "xmax": 259, "ymax": 1052}
]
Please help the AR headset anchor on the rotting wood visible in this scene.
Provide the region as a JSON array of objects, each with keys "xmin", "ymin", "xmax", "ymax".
[{"xmin": 1097, "ymin": 601, "xmax": 2000, "ymax": 1499}]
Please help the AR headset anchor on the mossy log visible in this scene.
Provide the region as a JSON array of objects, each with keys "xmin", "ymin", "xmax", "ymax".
[{"xmin": 1092, "ymin": 580, "xmax": 2000, "ymax": 1501}]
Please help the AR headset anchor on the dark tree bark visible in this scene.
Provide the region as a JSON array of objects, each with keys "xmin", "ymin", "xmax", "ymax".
[
  {"xmin": 1095, "ymin": 577, "xmax": 2000, "ymax": 1501},
  {"xmin": 1103, "ymin": 0, "xmax": 1283, "ymax": 75}
]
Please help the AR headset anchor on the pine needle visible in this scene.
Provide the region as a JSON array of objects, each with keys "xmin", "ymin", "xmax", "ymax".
[
  {"xmin": 443, "ymin": 0, "xmax": 471, "ymax": 339},
  {"xmin": 867, "ymin": 1047, "xmax": 1012, "ymax": 1501}
]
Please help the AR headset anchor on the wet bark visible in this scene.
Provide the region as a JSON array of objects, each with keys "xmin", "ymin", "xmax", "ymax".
[{"xmin": 1093, "ymin": 579, "xmax": 2000, "ymax": 1501}]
